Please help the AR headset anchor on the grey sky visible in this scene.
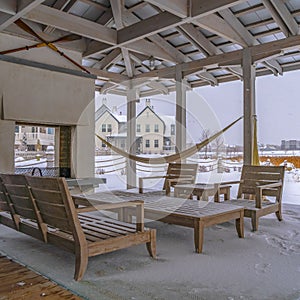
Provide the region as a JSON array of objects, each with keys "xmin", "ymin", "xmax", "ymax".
[{"xmin": 96, "ymin": 69, "xmax": 300, "ymax": 146}]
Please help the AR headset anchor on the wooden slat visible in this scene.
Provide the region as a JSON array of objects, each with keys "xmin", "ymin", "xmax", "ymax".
[
  {"xmin": 29, "ymin": 189, "xmax": 65, "ymax": 204},
  {"xmin": 35, "ymin": 200, "xmax": 69, "ymax": 219},
  {"xmin": 40, "ymin": 214, "xmax": 72, "ymax": 232},
  {"xmin": 0, "ymin": 256, "xmax": 82, "ymax": 299}
]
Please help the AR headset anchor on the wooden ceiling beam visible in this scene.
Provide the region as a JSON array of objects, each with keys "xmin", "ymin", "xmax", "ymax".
[
  {"xmin": 135, "ymin": 34, "xmax": 300, "ymax": 79},
  {"xmin": 0, "ymin": 0, "xmax": 45, "ymax": 31},
  {"xmin": 194, "ymin": 14, "xmax": 247, "ymax": 46},
  {"xmin": 179, "ymin": 23, "xmax": 222, "ymax": 55},
  {"xmin": 24, "ymin": 4, "xmax": 117, "ymax": 45},
  {"xmin": 269, "ymin": 0, "xmax": 299, "ymax": 36},
  {"xmin": 190, "ymin": 0, "xmax": 246, "ymax": 18},
  {"xmin": 261, "ymin": 0, "xmax": 289, "ymax": 37},
  {"xmin": 143, "ymin": 0, "xmax": 188, "ymax": 18}
]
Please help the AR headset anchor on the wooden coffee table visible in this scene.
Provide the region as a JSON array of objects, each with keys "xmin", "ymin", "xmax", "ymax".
[
  {"xmin": 73, "ymin": 190, "xmax": 244, "ymax": 254},
  {"xmin": 174, "ymin": 183, "xmax": 231, "ymax": 202}
]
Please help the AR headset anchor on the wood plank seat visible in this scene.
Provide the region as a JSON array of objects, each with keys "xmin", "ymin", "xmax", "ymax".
[
  {"xmin": 138, "ymin": 163, "xmax": 198, "ymax": 195},
  {"xmin": 219, "ymin": 165, "xmax": 285, "ymax": 231},
  {"xmin": 0, "ymin": 174, "xmax": 156, "ymax": 281}
]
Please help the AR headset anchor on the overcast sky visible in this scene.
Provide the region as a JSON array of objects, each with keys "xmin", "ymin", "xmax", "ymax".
[{"xmin": 95, "ymin": 69, "xmax": 300, "ymax": 146}]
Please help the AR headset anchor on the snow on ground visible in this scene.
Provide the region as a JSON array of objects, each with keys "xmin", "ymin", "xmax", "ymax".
[{"xmin": 1, "ymin": 157, "xmax": 299, "ymax": 299}]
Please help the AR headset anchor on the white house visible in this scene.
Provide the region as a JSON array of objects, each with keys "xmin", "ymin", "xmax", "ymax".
[{"xmin": 95, "ymin": 99, "xmax": 176, "ymax": 154}]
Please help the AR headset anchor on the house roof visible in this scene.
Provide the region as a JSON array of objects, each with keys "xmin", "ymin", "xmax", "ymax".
[{"xmin": 2, "ymin": 1, "xmax": 300, "ymax": 96}]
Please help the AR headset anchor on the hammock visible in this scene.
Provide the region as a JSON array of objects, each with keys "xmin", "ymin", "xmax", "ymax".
[{"xmin": 96, "ymin": 116, "xmax": 242, "ymax": 164}]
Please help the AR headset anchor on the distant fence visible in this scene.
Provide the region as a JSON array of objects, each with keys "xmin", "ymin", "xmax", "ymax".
[{"xmin": 15, "ymin": 167, "xmax": 60, "ymax": 177}]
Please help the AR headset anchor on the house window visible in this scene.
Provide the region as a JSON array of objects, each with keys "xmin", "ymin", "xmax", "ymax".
[
  {"xmin": 154, "ymin": 124, "xmax": 159, "ymax": 133},
  {"xmin": 145, "ymin": 140, "xmax": 150, "ymax": 148},
  {"xmin": 47, "ymin": 128, "xmax": 54, "ymax": 134},
  {"xmin": 154, "ymin": 140, "xmax": 159, "ymax": 148},
  {"xmin": 137, "ymin": 124, "xmax": 141, "ymax": 133},
  {"xmin": 107, "ymin": 124, "xmax": 112, "ymax": 133},
  {"xmin": 102, "ymin": 142, "xmax": 106, "ymax": 148},
  {"xmin": 171, "ymin": 124, "xmax": 175, "ymax": 135},
  {"xmin": 102, "ymin": 124, "xmax": 106, "ymax": 132},
  {"xmin": 15, "ymin": 126, "xmax": 19, "ymax": 133},
  {"xmin": 145, "ymin": 124, "xmax": 150, "ymax": 132}
]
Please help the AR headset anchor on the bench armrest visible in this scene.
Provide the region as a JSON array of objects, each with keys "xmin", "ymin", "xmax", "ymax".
[{"xmin": 77, "ymin": 200, "xmax": 145, "ymax": 232}]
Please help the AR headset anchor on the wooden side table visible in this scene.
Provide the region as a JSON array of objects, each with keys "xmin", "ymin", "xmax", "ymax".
[{"xmin": 174, "ymin": 183, "xmax": 231, "ymax": 202}]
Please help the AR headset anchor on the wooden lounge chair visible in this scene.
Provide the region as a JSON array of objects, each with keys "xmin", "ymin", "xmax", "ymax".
[
  {"xmin": 138, "ymin": 163, "xmax": 198, "ymax": 195},
  {"xmin": 0, "ymin": 174, "xmax": 156, "ymax": 281},
  {"xmin": 220, "ymin": 165, "xmax": 285, "ymax": 231}
]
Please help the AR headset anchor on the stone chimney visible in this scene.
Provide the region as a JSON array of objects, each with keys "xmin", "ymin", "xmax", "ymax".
[
  {"xmin": 112, "ymin": 106, "xmax": 117, "ymax": 114},
  {"xmin": 102, "ymin": 97, "xmax": 107, "ymax": 105}
]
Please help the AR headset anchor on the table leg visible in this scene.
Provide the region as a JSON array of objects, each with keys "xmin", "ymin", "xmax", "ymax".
[
  {"xmin": 235, "ymin": 210, "xmax": 244, "ymax": 238},
  {"xmin": 194, "ymin": 219, "xmax": 204, "ymax": 253}
]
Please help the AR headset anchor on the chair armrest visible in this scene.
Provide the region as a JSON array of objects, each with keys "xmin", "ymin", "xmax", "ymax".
[
  {"xmin": 139, "ymin": 176, "xmax": 166, "ymax": 193},
  {"xmin": 255, "ymin": 180, "xmax": 283, "ymax": 208},
  {"xmin": 218, "ymin": 180, "xmax": 242, "ymax": 186},
  {"xmin": 256, "ymin": 180, "xmax": 282, "ymax": 189}
]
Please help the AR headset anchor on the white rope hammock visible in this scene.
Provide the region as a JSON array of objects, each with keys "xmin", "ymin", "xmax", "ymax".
[{"xmin": 96, "ymin": 116, "xmax": 242, "ymax": 165}]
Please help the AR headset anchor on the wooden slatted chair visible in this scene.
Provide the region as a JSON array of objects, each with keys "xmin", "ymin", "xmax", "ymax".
[
  {"xmin": 221, "ymin": 165, "xmax": 285, "ymax": 231},
  {"xmin": 25, "ymin": 176, "xmax": 156, "ymax": 281},
  {"xmin": 138, "ymin": 163, "xmax": 198, "ymax": 195}
]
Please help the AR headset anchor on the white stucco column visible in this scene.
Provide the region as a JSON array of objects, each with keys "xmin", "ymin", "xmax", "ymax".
[
  {"xmin": 0, "ymin": 120, "xmax": 16, "ymax": 173},
  {"xmin": 126, "ymin": 86, "xmax": 138, "ymax": 189},
  {"xmin": 175, "ymin": 65, "xmax": 187, "ymax": 155},
  {"xmin": 242, "ymin": 48, "xmax": 256, "ymax": 165}
]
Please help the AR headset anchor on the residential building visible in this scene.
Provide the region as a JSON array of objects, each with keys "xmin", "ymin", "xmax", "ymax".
[
  {"xmin": 95, "ymin": 99, "xmax": 176, "ymax": 154},
  {"xmin": 281, "ymin": 140, "xmax": 300, "ymax": 150},
  {"xmin": 15, "ymin": 125, "xmax": 55, "ymax": 151}
]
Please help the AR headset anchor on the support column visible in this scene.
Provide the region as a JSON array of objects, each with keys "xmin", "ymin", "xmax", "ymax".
[
  {"xmin": 175, "ymin": 66, "xmax": 187, "ymax": 155},
  {"xmin": 242, "ymin": 48, "xmax": 256, "ymax": 165},
  {"xmin": 126, "ymin": 86, "xmax": 138, "ymax": 189}
]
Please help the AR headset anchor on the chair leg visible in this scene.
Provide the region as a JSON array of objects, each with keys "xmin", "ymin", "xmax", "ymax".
[
  {"xmin": 74, "ymin": 248, "xmax": 88, "ymax": 281},
  {"xmin": 275, "ymin": 209, "xmax": 283, "ymax": 221},
  {"xmin": 146, "ymin": 229, "xmax": 157, "ymax": 258},
  {"xmin": 251, "ymin": 213, "xmax": 259, "ymax": 232}
]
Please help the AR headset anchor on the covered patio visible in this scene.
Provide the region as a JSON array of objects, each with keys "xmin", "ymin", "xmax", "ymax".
[{"xmin": 0, "ymin": 0, "xmax": 300, "ymax": 299}]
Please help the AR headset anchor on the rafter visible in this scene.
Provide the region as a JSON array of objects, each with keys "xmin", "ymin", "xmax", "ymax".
[
  {"xmin": 194, "ymin": 14, "xmax": 247, "ymax": 46},
  {"xmin": 190, "ymin": 0, "xmax": 245, "ymax": 18},
  {"xmin": 0, "ymin": 0, "xmax": 45, "ymax": 31},
  {"xmin": 95, "ymin": 48, "xmax": 122, "ymax": 69},
  {"xmin": 179, "ymin": 23, "xmax": 222, "ymax": 56},
  {"xmin": 269, "ymin": 0, "xmax": 298, "ymax": 36},
  {"xmin": 148, "ymin": 34, "xmax": 189, "ymax": 63},
  {"xmin": 219, "ymin": 8, "xmax": 257, "ymax": 46},
  {"xmin": 261, "ymin": 0, "xmax": 289, "ymax": 37},
  {"xmin": 147, "ymin": 81, "xmax": 169, "ymax": 95},
  {"xmin": 220, "ymin": 8, "xmax": 283, "ymax": 75},
  {"xmin": 143, "ymin": 0, "xmax": 188, "ymax": 18},
  {"xmin": 24, "ymin": 4, "xmax": 117, "ymax": 45}
]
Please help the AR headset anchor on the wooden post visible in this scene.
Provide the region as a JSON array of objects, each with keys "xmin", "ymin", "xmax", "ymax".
[
  {"xmin": 242, "ymin": 48, "xmax": 256, "ymax": 165},
  {"xmin": 175, "ymin": 65, "xmax": 187, "ymax": 155},
  {"xmin": 126, "ymin": 85, "xmax": 138, "ymax": 189}
]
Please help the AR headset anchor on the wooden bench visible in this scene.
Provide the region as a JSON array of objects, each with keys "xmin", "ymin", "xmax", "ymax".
[
  {"xmin": 0, "ymin": 174, "xmax": 156, "ymax": 281},
  {"xmin": 220, "ymin": 165, "xmax": 285, "ymax": 231},
  {"xmin": 138, "ymin": 163, "xmax": 198, "ymax": 195}
]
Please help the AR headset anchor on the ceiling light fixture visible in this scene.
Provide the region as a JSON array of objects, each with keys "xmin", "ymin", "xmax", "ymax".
[{"xmin": 142, "ymin": 56, "xmax": 161, "ymax": 70}]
